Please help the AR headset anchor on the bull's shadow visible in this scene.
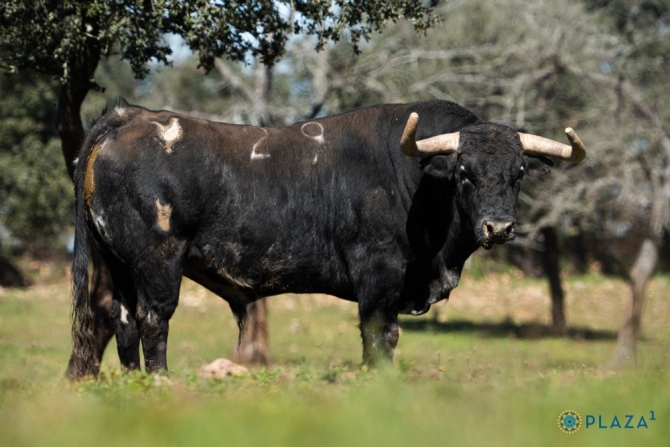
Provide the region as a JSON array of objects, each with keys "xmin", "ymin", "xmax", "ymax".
[{"xmin": 399, "ymin": 317, "xmax": 617, "ymax": 341}]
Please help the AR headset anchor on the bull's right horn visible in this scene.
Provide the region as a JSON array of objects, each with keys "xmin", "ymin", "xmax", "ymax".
[{"xmin": 401, "ymin": 112, "xmax": 460, "ymax": 157}]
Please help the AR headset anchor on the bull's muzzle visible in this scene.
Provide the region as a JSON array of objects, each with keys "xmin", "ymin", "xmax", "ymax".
[{"xmin": 481, "ymin": 219, "xmax": 516, "ymax": 249}]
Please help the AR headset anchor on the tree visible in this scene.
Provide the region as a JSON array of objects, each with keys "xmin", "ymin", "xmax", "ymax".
[
  {"xmin": 587, "ymin": 0, "xmax": 670, "ymax": 367},
  {"xmin": 0, "ymin": 73, "xmax": 73, "ymax": 252},
  {"xmin": 1, "ymin": 0, "xmax": 438, "ymax": 377}
]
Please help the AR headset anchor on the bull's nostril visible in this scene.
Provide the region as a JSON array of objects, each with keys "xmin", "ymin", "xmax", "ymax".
[
  {"xmin": 486, "ymin": 223, "xmax": 494, "ymax": 235},
  {"xmin": 504, "ymin": 222, "xmax": 515, "ymax": 235}
]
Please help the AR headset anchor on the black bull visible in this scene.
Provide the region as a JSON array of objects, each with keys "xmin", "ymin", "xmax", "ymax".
[{"xmin": 69, "ymin": 100, "xmax": 583, "ymax": 378}]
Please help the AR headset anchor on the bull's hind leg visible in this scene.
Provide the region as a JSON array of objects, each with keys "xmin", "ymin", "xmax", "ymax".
[
  {"xmin": 133, "ymin": 254, "xmax": 184, "ymax": 374},
  {"xmin": 106, "ymin": 262, "xmax": 141, "ymax": 371},
  {"xmin": 231, "ymin": 299, "xmax": 269, "ymax": 366}
]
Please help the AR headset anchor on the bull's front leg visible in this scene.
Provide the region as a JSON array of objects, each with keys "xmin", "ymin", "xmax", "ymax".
[
  {"xmin": 359, "ymin": 306, "xmax": 400, "ymax": 366},
  {"xmin": 139, "ymin": 312, "xmax": 171, "ymax": 373},
  {"xmin": 354, "ymin": 254, "xmax": 404, "ymax": 366}
]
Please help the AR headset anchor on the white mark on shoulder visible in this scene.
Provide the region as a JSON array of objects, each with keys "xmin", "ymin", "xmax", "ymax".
[
  {"xmin": 301, "ymin": 122, "xmax": 325, "ymax": 144},
  {"xmin": 120, "ymin": 303, "xmax": 129, "ymax": 324},
  {"xmin": 312, "ymin": 153, "xmax": 318, "ymax": 164},
  {"xmin": 115, "ymin": 106, "xmax": 127, "ymax": 117},
  {"xmin": 155, "ymin": 198, "xmax": 172, "ymax": 232},
  {"xmin": 153, "ymin": 117, "xmax": 182, "ymax": 153},
  {"xmin": 72, "ymin": 157, "xmax": 79, "ymax": 166},
  {"xmin": 250, "ymin": 128, "xmax": 271, "ymax": 160}
]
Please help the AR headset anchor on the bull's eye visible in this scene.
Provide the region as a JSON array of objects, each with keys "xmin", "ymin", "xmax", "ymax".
[
  {"xmin": 460, "ymin": 165, "xmax": 475, "ymax": 186},
  {"xmin": 514, "ymin": 166, "xmax": 525, "ymax": 184}
]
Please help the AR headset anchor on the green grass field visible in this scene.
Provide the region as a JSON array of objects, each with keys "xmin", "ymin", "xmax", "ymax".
[{"xmin": 1, "ymin": 262, "xmax": 668, "ymax": 446}]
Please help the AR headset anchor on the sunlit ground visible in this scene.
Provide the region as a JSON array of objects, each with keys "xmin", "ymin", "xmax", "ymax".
[{"xmin": 1, "ymin": 260, "xmax": 668, "ymax": 446}]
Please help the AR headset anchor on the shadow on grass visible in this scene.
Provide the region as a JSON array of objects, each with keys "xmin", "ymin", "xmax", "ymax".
[{"xmin": 399, "ymin": 318, "xmax": 617, "ymax": 341}]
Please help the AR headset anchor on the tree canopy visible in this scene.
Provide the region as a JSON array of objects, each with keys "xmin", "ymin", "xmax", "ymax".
[{"xmin": 0, "ymin": 0, "xmax": 438, "ymax": 84}]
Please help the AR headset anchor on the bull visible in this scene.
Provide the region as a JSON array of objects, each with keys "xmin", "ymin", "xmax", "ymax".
[{"xmin": 69, "ymin": 100, "xmax": 585, "ymax": 378}]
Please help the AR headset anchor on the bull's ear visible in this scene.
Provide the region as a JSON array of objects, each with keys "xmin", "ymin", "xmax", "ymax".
[
  {"xmin": 524, "ymin": 154, "xmax": 553, "ymax": 177},
  {"xmin": 420, "ymin": 154, "xmax": 456, "ymax": 181}
]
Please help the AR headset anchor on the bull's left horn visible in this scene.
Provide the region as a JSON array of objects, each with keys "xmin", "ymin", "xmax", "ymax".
[
  {"xmin": 519, "ymin": 128, "xmax": 586, "ymax": 163},
  {"xmin": 401, "ymin": 112, "xmax": 460, "ymax": 157},
  {"xmin": 401, "ymin": 112, "xmax": 423, "ymax": 157}
]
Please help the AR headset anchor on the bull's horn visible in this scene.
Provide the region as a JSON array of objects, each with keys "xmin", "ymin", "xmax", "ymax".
[
  {"xmin": 400, "ymin": 112, "xmax": 422, "ymax": 157},
  {"xmin": 401, "ymin": 112, "xmax": 460, "ymax": 157},
  {"xmin": 519, "ymin": 128, "xmax": 586, "ymax": 163}
]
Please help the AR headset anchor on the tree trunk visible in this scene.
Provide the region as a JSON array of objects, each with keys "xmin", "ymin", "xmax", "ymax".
[
  {"xmin": 541, "ymin": 227, "xmax": 568, "ymax": 336},
  {"xmin": 56, "ymin": 84, "xmax": 89, "ymax": 178},
  {"xmin": 570, "ymin": 225, "xmax": 588, "ymax": 274},
  {"xmin": 253, "ymin": 63, "xmax": 272, "ymax": 127},
  {"xmin": 234, "ymin": 299, "xmax": 269, "ymax": 366},
  {"xmin": 610, "ymin": 238, "xmax": 658, "ymax": 367}
]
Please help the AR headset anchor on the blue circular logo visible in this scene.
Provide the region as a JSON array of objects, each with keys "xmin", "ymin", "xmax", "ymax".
[{"xmin": 558, "ymin": 410, "xmax": 582, "ymax": 434}]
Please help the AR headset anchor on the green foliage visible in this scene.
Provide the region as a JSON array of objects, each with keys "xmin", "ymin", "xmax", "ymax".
[
  {"xmin": 0, "ymin": 0, "xmax": 171, "ymax": 83},
  {"xmin": 0, "ymin": 73, "xmax": 73, "ymax": 246},
  {"xmin": 0, "ymin": 0, "xmax": 438, "ymax": 84}
]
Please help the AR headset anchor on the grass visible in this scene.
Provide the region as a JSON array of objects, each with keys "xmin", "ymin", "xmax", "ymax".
[{"xmin": 0, "ymin": 260, "xmax": 669, "ymax": 446}]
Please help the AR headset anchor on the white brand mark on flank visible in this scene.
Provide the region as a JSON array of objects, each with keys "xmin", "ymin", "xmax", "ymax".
[
  {"xmin": 301, "ymin": 122, "xmax": 325, "ymax": 144},
  {"xmin": 250, "ymin": 128, "xmax": 271, "ymax": 160},
  {"xmin": 153, "ymin": 118, "xmax": 182, "ymax": 153}
]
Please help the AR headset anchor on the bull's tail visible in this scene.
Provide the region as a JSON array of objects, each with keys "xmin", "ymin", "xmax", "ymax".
[
  {"xmin": 69, "ymin": 152, "xmax": 96, "ymax": 378},
  {"xmin": 69, "ymin": 102, "xmax": 138, "ymax": 379}
]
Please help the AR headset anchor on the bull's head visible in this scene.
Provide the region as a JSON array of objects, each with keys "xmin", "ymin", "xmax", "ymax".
[{"xmin": 401, "ymin": 113, "xmax": 586, "ymax": 250}]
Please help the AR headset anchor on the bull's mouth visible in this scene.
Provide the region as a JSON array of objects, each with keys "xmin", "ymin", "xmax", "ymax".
[{"xmin": 480, "ymin": 235, "xmax": 515, "ymax": 250}]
